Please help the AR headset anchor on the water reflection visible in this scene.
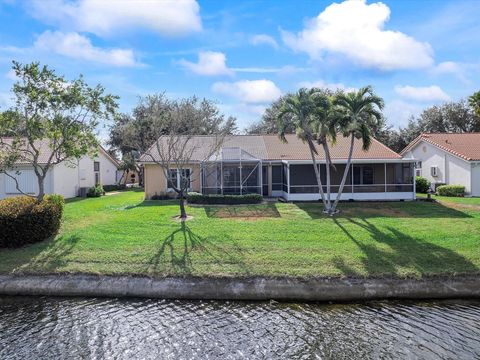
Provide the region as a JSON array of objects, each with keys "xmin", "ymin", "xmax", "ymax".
[{"xmin": 1, "ymin": 297, "xmax": 479, "ymax": 359}]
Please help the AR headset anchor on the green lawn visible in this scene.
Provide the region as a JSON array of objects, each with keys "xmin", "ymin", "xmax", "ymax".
[
  {"xmin": 417, "ymin": 193, "xmax": 480, "ymax": 206},
  {"xmin": 0, "ymin": 190, "xmax": 479, "ymax": 278}
]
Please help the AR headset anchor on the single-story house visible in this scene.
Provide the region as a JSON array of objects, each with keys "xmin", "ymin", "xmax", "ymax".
[
  {"xmin": 140, "ymin": 134, "xmax": 416, "ymax": 201},
  {"xmin": 0, "ymin": 140, "xmax": 120, "ymax": 199},
  {"xmin": 401, "ymin": 133, "xmax": 480, "ymax": 196}
]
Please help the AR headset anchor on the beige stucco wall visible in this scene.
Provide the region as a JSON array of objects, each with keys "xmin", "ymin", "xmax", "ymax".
[{"xmin": 144, "ymin": 163, "xmax": 201, "ymax": 199}]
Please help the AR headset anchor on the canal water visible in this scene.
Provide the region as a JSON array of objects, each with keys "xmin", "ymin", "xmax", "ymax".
[{"xmin": 1, "ymin": 297, "xmax": 479, "ymax": 359}]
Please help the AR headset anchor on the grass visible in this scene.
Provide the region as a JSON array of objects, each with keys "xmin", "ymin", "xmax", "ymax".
[
  {"xmin": 417, "ymin": 193, "xmax": 480, "ymax": 206},
  {"xmin": 0, "ymin": 190, "xmax": 479, "ymax": 278}
]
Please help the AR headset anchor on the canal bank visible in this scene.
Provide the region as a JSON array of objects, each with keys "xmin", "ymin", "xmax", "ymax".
[{"xmin": 1, "ymin": 274, "xmax": 479, "ymax": 301}]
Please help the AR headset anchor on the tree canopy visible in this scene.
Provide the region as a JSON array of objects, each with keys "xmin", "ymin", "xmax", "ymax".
[{"xmin": 0, "ymin": 61, "xmax": 118, "ymax": 200}]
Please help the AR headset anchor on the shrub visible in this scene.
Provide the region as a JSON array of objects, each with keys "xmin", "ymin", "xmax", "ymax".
[
  {"xmin": 437, "ymin": 185, "xmax": 465, "ymax": 197},
  {"xmin": 87, "ymin": 184, "xmax": 104, "ymax": 197},
  {"xmin": 187, "ymin": 192, "xmax": 263, "ymax": 205},
  {"xmin": 415, "ymin": 176, "xmax": 431, "ymax": 194},
  {"xmin": 103, "ymin": 184, "xmax": 126, "ymax": 192},
  {"xmin": 151, "ymin": 194, "xmax": 173, "ymax": 200},
  {"xmin": 0, "ymin": 195, "xmax": 64, "ymax": 248}
]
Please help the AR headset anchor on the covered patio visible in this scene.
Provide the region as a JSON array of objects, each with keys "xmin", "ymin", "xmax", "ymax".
[
  {"xmin": 200, "ymin": 147, "xmax": 263, "ymax": 195},
  {"xmin": 283, "ymin": 160, "xmax": 416, "ymax": 201}
]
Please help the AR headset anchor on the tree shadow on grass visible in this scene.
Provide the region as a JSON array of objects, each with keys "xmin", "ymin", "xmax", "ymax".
[
  {"xmin": 1, "ymin": 234, "xmax": 81, "ymax": 273},
  {"xmin": 204, "ymin": 203, "xmax": 281, "ymax": 219},
  {"xmin": 145, "ymin": 222, "xmax": 249, "ymax": 275},
  {"xmin": 123, "ymin": 200, "xmax": 178, "ymax": 210},
  {"xmin": 332, "ymin": 218, "xmax": 478, "ymax": 277},
  {"xmin": 296, "ymin": 201, "xmax": 472, "ymax": 219}
]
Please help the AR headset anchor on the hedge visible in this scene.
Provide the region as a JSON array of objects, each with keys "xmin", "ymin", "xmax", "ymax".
[
  {"xmin": 87, "ymin": 184, "xmax": 104, "ymax": 197},
  {"xmin": 0, "ymin": 194, "xmax": 65, "ymax": 248},
  {"xmin": 415, "ymin": 176, "xmax": 431, "ymax": 194},
  {"xmin": 437, "ymin": 185, "xmax": 465, "ymax": 197},
  {"xmin": 103, "ymin": 184, "xmax": 126, "ymax": 192},
  {"xmin": 187, "ymin": 192, "xmax": 263, "ymax": 205}
]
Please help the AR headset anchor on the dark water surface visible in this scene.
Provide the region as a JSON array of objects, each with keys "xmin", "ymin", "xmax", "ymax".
[{"xmin": 1, "ymin": 297, "xmax": 479, "ymax": 359}]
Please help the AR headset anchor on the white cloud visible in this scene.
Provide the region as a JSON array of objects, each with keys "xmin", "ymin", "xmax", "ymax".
[
  {"xmin": 178, "ymin": 51, "xmax": 234, "ymax": 76},
  {"xmin": 5, "ymin": 69, "xmax": 17, "ymax": 80},
  {"xmin": 298, "ymin": 79, "xmax": 356, "ymax": 92},
  {"xmin": 34, "ymin": 31, "xmax": 139, "ymax": 67},
  {"xmin": 0, "ymin": 92, "xmax": 13, "ymax": 109},
  {"xmin": 394, "ymin": 85, "xmax": 450, "ymax": 102},
  {"xmin": 281, "ymin": 0, "xmax": 433, "ymax": 70},
  {"xmin": 432, "ymin": 61, "xmax": 469, "ymax": 83},
  {"xmin": 250, "ymin": 34, "xmax": 279, "ymax": 49},
  {"xmin": 27, "ymin": 0, "xmax": 202, "ymax": 37},
  {"xmin": 384, "ymin": 100, "xmax": 423, "ymax": 127},
  {"xmin": 212, "ymin": 79, "xmax": 281, "ymax": 103}
]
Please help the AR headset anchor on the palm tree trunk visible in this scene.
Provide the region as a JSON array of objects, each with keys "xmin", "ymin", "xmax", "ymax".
[
  {"xmin": 331, "ymin": 134, "xmax": 355, "ymax": 213},
  {"xmin": 322, "ymin": 142, "xmax": 332, "ymax": 212},
  {"xmin": 307, "ymin": 141, "xmax": 328, "ymax": 211}
]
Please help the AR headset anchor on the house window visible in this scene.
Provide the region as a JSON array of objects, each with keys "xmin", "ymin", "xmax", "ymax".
[
  {"xmin": 167, "ymin": 169, "xmax": 191, "ymax": 190},
  {"xmin": 94, "ymin": 161, "xmax": 100, "ymax": 185},
  {"xmin": 167, "ymin": 169, "xmax": 178, "ymax": 189},
  {"xmin": 353, "ymin": 166, "xmax": 374, "ymax": 185},
  {"xmin": 415, "ymin": 161, "xmax": 422, "ymax": 177}
]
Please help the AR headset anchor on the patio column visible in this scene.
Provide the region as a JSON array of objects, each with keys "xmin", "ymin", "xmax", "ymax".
[
  {"xmin": 384, "ymin": 163, "xmax": 387, "ymax": 194},
  {"xmin": 287, "ymin": 163, "xmax": 290, "ymax": 194},
  {"xmin": 220, "ymin": 161, "xmax": 223, "ymax": 195},
  {"xmin": 351, "ymin": 163, "xmax": 354, "ymax": 195},
  {"xmin": 268, "ymin": 165, "xmax": 272, "ymax": 196}
]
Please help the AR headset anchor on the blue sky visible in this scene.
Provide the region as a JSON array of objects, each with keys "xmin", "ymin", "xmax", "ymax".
[{"xmin": 0, "ymin": 0, "xmax": 479, "ymax": 137}]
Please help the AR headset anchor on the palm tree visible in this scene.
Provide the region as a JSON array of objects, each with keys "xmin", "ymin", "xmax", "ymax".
[
  {"xmin": 276, "ymin": 88, "xmax": 330, "ymax": 212},
  {"xmin": 330, "ymin": 86, "xmax": 384, "ymax": 214},
  {"xmin": 310, "ymin": 90, "xmax": 338, "ymax": 212}
]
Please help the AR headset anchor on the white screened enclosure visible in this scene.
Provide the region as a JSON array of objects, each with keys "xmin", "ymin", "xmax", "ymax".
[{"xmin": 201, "ymin": 147, "xmax": 262, "ymax": 195}]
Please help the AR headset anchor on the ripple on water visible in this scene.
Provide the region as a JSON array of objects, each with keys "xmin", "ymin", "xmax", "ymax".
[{"xmin": 1, "ymin": 297, "xmax": 480, "ymax": 359}]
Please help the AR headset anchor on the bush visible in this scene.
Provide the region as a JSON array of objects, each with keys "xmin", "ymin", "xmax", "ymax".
[
  {"xmin": 103, "ymin": 184, "xmax": 126, "ymax": 192},
  {"xmin": 437, "ymin": 185, "xmax": 465, "ymax": 197},
  {"xmin": 415, "ymin": 176, "xmax": 431, "ymax": 194},
  {"xmin": 87, "ymin": 184, "xmax": 104, "ymax": 197},
  {"xmin": 0, "ymin": 195, "xmax": 64, "ymax": 248},
  {"xmin": 151, "ymin": 194, "xmax": 173, "ymax": 200},
  {"xmin": 187, "ymin": 192, "xmax": 263, "ymax": 205}
]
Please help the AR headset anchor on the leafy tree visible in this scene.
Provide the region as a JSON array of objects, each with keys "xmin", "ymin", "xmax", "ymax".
[
  {"xmin": 109, "ymin": 94, "xmax": 237, "ymax": 186},
  {"xmin": 247, "ymin": 89, "xmax": 340, "ymax": 134},
  {"xmin": 331, "ymin": 86, "xmax": 384, "ymax": 214},
  {"xmin": 469, "ymin": 91, "xmax": 480, "ymax": 118},
  {"xmin": 383, "ymin": 98, "xmax": 480, "ymax": 153},
  {"xmin": 277, "ymin": 88, "xmax": 331, "ymax": 211},
  {"xmin": 0, "ymin": 61, "xmax": 118, "ymax": 200},
  {"xmin": 141, "ymin": 97, "xmax": 233, "ymax": 220}
]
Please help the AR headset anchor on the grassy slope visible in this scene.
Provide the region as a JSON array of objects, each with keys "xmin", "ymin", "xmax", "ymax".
[{"xmin": 0, "ymin": 190, "xmax": 479, "ymax": 278}]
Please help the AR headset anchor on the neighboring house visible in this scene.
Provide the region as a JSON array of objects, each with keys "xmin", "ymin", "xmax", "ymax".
[
  {"xmin": 139, "ymin": 134, "xmax": 416, "ymax": 201},
  {"xmin": 0, "ymin": 140, "xmax": 120, "ymax": 199},
  {"xmin": 401, "ymin": 133, "xmax": 480, "ymax": 197}
]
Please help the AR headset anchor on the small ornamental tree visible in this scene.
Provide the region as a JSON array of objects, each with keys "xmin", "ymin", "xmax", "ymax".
[
  {"xmin": 142, "ymin": 97, "xmax": 231, "ymax": 220},
  {"xmin": 0, "ymin": 61, "xmax": 118, "ymax": 200}
]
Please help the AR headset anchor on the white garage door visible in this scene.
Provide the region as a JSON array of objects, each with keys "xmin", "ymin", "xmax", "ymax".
[{"xmin": 5, "ymin": 169, "xmax": 38, "ymax": 194}]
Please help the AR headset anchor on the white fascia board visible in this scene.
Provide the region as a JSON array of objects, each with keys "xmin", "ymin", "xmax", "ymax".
[{"xmin": 280, "ymin": 159, "xmax": 414, "ymax": 165}]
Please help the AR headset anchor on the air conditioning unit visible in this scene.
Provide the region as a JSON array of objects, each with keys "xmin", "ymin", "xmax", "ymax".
[{"xmin": 430, "ymin": 166, "xmax": 439, "ymax": 177}]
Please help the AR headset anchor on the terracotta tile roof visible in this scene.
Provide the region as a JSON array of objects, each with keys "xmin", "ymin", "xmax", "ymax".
[
  {"xmin": 401, "ymin": 133, "xmax": 480, "ymax": 161},
  {"xmin": 263, "ymin": 134, "xmax": 401, "ymax": 160},
  {"xmin": 140, "ymin": 134, "xmax": 402, "ymax": 162}
]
